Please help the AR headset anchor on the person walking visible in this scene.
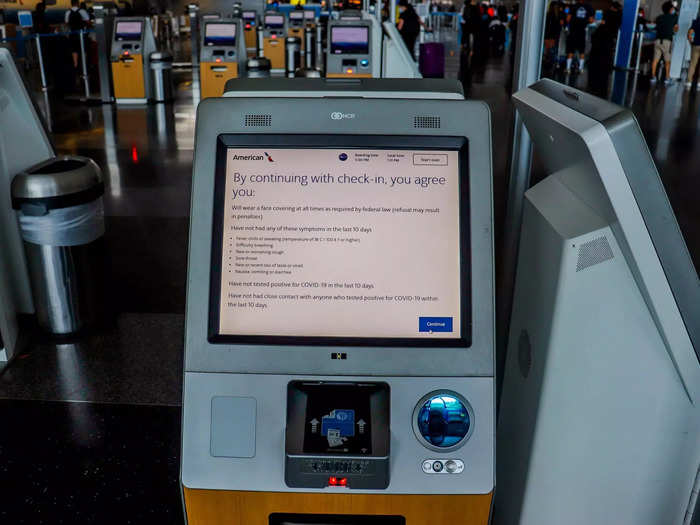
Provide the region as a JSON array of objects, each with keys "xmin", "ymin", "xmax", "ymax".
[
  {"xmin": 65, "ymin": 0, "xmax": 89, "ymax": 69},
  {"xmin": 651, "ymin": 1, "xmax": 678, "ymax": 84},
  {"xmin": 397, "ymin": 0, "xmax": 422, "ymax": 60},
  {"xmin": 686, "ymin": 10, "xmax": 700, "ymax": 89},
  {"xmin": 544, "ymin": 2, "xmax": 564, "ymax": 69}
]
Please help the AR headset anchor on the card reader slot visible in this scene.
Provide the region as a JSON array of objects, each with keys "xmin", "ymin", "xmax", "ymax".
[{"xmin": 210, "ymin": 65, "xmax": 228, "ymax": 72}]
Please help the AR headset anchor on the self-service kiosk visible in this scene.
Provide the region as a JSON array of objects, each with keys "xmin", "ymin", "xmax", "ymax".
[
  {"xmin": 242, "ymin": 10, "xmax": 258, "ymax": 54},
  {"xmin": 181, "ymin": 78, "xmax": 495, "ymax": 525},
  {"xmin": 0, "ymin": 48, "xmax": 52, "ymax": 364},
  {"xmin": 199, "ymin": 19, "xmax": 247, "ymax": 99},
  {"xmin": 261, "ymin": 12, "xmax": 287, "ymax": 72},
  {"xmin": 496, "ymin": 79, "xmax": 700, "ymax": 525},
  {"xmin": 287, "ymin": 10, "xmax": 305, "ymax": 42},
  {"xmin": 326, "ymin": 14, "xmax": 380, "ymax": 78},
  {"xmin": 110, "ymin": 17, "xmax": 157, "ymax": 103}
]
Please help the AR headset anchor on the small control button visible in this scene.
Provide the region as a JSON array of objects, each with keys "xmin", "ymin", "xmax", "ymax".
[
  {"xmin": 445, "ymin": 460, "xmax": 458, "ymax": 473},
  {"xmin": 432, "ymin": 461, "xmax": 443, "ymax": 473},
  {"xmin": 422, "ymin": 460, "xmax": 433, "ymax": 473}
]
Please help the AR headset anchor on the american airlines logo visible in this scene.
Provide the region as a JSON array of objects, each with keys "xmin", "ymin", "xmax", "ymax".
[
  {"xmin": 232, "ymin": 154, "xmax": 264, "ymax": 161},
  {"xmin": 331, "ymin": 112, "xmax": 356, "ymax": 120}
]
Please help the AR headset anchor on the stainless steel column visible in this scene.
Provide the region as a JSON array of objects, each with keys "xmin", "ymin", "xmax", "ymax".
[
  {"xmin": 498, "ymin": 0, "xmax": 547, "ymax": 402},
  {"xmin": 93, "ymin": 5, "xmax": 114, "ymax": 103},
  {"xmin": 189, "ymin": 4, "xmax": 200, "ymax": 67}
]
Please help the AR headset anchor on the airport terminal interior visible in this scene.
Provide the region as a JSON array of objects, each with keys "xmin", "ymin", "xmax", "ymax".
[{"xmin": 0, "ymin": 0, "xmax": 699, "ymax": 523}]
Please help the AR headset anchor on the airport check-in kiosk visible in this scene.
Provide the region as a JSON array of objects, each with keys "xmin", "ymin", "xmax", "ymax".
[
  {"xmin": 496, "ymin": 79, "xmax": 700, "ymax": 525},
  {"xmin": 181, "ymin": 78, "xmax": 495, "ymax": 525},
  {"xmin": 261, "ymin": 12, "xmax": 287, "ymax": 72},
  {"xmin": 110, "ymin": 17, "xmax": 157, "ymax": 103},
  {"xmin": 381, "ymin": 21, "xmax": 421, "ymax": 79},
  {"xmin": 287, "ymin": 10, "xmax": 305, "ymax": 42},
  {"xmin": 326, "ymin": 17, "xmax": 378, "ymax": 78},
  {"xmin": 0, "ymin": 48, "xmax": 53, "ymax": 363},
  {"xmin": 199, "ymin": 19, "xmax": 247, "ymax": 99},
  {"xmin": 242, "ymin": 10, "xmax": 258, "ymax": 54}
]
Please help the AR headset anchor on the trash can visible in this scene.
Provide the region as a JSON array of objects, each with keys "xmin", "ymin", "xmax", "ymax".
[
  {"xmin": 11, "ymin": 156, "xmax": 105, "ymax": 335},
  {"xmin": 150, "ymin": 50, "xmax": 174, "ymax": 102},
  {"xmin": 246, "ymin": 57, "xmax": 271, "ymax": 78}
]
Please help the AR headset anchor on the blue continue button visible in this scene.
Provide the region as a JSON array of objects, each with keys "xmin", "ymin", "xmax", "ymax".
[{"xmin": 418, "ymin": 317, "xmax": 453, "ymax": 333}]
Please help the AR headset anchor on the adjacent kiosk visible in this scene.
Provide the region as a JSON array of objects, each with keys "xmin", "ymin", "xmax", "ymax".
[
  {"xmin": 242, "ymin": 10, "xmax": 258, "ymax": 54},
  {"xmin": 199, "ymin": 19, "xmax": 247, "ymax": 99},
  {"xmin": 496, "ymin": 79, "xmax": 700, "ymax": 525},
  {"xmin": 110, "ymin": 17, "xmax": 157, "ymax": 103},
  {"xmin": 287, "ymin": 10, "xmax": 305, "ymax": 42},
  {"xmin": 0, "ymin": 48, "xmax": 52, "ymax": 365},
  {"xmin": 261, "ymin": 12, "xmax": 287, "ymax": 72},
  {"xmin": 181, "ymin": 78, "xmax": 495, "ymax": 524},
  {"xmin": 325, "ymin": 15, "xmax": 380, "ymax": 78}
]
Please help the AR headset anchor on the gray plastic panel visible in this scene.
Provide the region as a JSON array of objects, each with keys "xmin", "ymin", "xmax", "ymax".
[
  {"xmin": 184, "ymin": 96, "xmax": 494, "ymax": 377},
  {"xmin": 182, "ymin": 372, "xmax": 494, "ymax": 494},
  {"xmin": 210, "ymin": 396, "xmax": 256, "ymax": 457}
]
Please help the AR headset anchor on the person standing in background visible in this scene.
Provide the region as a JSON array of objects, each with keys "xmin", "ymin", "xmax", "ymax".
[
  {"xmin": 565, "ymin": 0, "xmax": 594, "ymax": 73},
  {"xmin": 686, "ymin": 10, "xmax": 700, "ymax": 89},
  {"xmin": 544, "ymin": 2, "xmax": 564, "ymax": 69},
  {"xmin": 397, "ymin": 0, "xmax": 422, "ymax": 60},
  {"xmin": 65, "ymin": 0, "xmax": 89, "ymax": 70},
  {"xmin": 651, "ymin": 1, "xmax": 678, "ymax": 84}
]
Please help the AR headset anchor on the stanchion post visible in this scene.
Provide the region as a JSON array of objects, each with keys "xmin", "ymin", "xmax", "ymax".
[
  {"xmin": 189, "ymin": 4, "xmax": 200, "ymax": 67},
  {"xmin": 35, "ymin": 34, "xmax": 48, "ymax": 92},
  {"xmin": 79, "ymin": 30, "xmax": 90, "ymax": 99}
]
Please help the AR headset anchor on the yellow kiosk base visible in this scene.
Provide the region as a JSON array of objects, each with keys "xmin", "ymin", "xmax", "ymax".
[
  {"xmin": 183, "ymin": 488, "xmax": 492, "ymax": 525},
  {"xmin": 263, "ymin": 38, "xmax": 286, "ymax": 70},
  {"xmin": 200, "ymin": 62, "xmax": 239, "ymax": 99},
  {"xmin": 244, "ymin": 29, "xmax": 257, "ymax": 52},
  {"xmin": 111, "ymin": 56, "xmax": 146, "ymax": 99}
]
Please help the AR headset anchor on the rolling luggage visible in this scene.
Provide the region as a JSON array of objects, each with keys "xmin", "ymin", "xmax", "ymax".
[{"xmin": 419, "ymin": 42, "xmax": 445, "ymax": 78}]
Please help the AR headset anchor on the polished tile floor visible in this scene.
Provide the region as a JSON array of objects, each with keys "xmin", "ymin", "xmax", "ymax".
[{"xmin": 1, "ymin": 36, "xmax": 699, "ymax": 522}]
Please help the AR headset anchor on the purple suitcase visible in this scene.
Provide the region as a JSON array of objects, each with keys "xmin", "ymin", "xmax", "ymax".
[{"xmin": 419, "ymin": 42, "xmax": 445, "ymax": 78}]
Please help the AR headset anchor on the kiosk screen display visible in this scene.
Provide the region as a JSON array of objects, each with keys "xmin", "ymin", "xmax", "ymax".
[
  {"xmin": 115, "ymin": 21, "xmax": 143, "ymax": 40},
  {"xmin": 264, "ymin": 14, "xmax": 285, "ymax": 28},
  {"xmin": 210, "ymin": 137, "xmax": 470, "ymax": 346},
  {"xmin": 243, "ymin": 11, "xmax": 256, "ymax": 21},
  {"xmin": 304, "ymin": 10, "xmax": 315, "ymax": 19},
  {"xmin": 204, "ymin": 23, "xmax": 236, "ymax": 46},
  {"xmin": 289, "ymin": 11, "xmax": 304, "ymax": 20},
  {"xmin": 331, "ymin": 26, "xmax": 369, "ymax": 54}
]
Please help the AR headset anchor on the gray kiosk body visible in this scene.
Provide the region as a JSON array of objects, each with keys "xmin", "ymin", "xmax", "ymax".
[
  {"xmin": 0, "ymin": 48, "xmax": 53, "ymax": 363},
  {"xmin": 181, "ymin": 80, "xmax": 495, "ymax": 498},
  {"xmin": 326, "ymin": 14, "xmax": 380, "ymax": 78},
  {"xmin": 222, "ymin": 77, "xmax": 463, "ymax": 99},
  {"xmin": 496, "ymin": 79, "xmax": 700, "ymax": 525},
  {"xmin": 199, "ymin": 19, "xmax": 247, "ymax": 73},
  {"xmin": 109, "ymin": 17, "xmax": 157, "ymax": 103}
]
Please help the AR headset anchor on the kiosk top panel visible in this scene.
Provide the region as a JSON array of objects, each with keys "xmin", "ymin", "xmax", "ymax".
[
  {"xmin": 514, "ymin": 78, "xmax": 700, "ymax": 369},
  {"xmin": 330, "ymin": 26, "xmax": 369, "ymax": 55},
  {"xmin": 223, "ymin": 78, "xmax": 464, "ymax": 99},
  {"xmin": 185, "ymin": 96, "xmax": 493, "ymax": 377},
  {"xmin": 114, "ymin": 20, "xmax": 143, "ymax": 40},
  {"xmin": 264, "ymin": 14, "xmax": 285, "ymax": 27}
]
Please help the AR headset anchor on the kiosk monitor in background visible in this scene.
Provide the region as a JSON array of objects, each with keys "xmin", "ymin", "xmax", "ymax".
[
  {"xmin": 242, "ymin": 11, "xmax": 256, "ymax": 23},
  {"xmin": 289, "ymin": 11, "xmax": 304, "ymax": 20},
  {"xmin": 115, "ymin": 21, "xmax": 143, "ymax": 40},
  {"xmin": 304, "ymin": 10, "xmax": 315, "ymax": 19},
  {"xmin": 264, "ymin": 14, "xmax": 285, "ymax": 28},
  {"xmin": 204, "ymin": 23, "xmax": 236, "ymax": 46},
  {"xmin": 330, "ymin": 26, "xmax": 369, "ymax": 54},
  {"xmin": 209, "ymin": 138, "xmax": 470, "ymax": 345},
  {"xmin": 18, "ymin": 11, "xmax": 33, "ymax": 28}
]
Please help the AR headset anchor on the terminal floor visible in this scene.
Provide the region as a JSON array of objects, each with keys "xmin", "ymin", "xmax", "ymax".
[{"xmin": 1, "ymin": 49, "xmax": 700, "ymax": 523}]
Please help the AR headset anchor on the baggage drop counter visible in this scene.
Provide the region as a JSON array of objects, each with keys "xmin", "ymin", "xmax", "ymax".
[{"xmin": 181, "ymin": 82, "xmax": 495, "ymax": 525}]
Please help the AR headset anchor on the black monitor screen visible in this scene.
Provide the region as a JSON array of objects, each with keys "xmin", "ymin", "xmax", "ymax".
[
  {"xmin": 330, "ymin": 26, "xmax": 369, "ymax": 54},
  {"xmin": 264, "ymin": 14, "xmax": 284, "ymax": 28},
  {"xmin": 242, "ymin": 10, "xmax": 256, "ymax": 19},
  {"xmin": 204, "ymin": 23, "xmax": 236, "ymax": 46},
  {"xmin": 115, "ymin": 21, "xmax": 142, "ymax": 41}
]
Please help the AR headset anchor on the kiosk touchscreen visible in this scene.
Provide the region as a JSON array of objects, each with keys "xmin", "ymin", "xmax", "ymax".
[
  {"xmin": 110, "ymin": 17, "xmax": 157, "ymax": 102},
  {"xmin": 496, "ymin": 79, "xmax": 700, "ymax": 525},
  {"xmin": 181, "ymin": 79, "xmax": 495, "ymax": 525},
  {"xmin": 326, "ymin": 21, "xmax": 373, "ymax": 77},
  {"xmin": 242, "ymin": 10, "xmax": 258, "ymax": 53},
  {"xmin": 0, "ymin": 48, "xmax": 53, "ymax": 364},
  {"xmin": 262, "ymin": 12, "xmax": 287, "ymax": 71},
  {"xmin": 199, "ymin": 20, "xmax": 246, "ymax": 99}
]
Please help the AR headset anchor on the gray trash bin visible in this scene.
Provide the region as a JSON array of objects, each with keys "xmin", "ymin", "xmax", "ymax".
[
  {"xmin": 11, "ymin": 156, "xmax": 105, "ymax": 335},
  {"xmin": 150, "ymin": 50, "xmax": 174, "ymax": 102},
  {"xmin": 246, "ymin": 57, "xmax": 271, "ymax": 78}
]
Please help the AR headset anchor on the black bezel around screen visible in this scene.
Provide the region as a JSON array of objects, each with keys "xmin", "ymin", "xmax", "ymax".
[{"xmin": 208, "ymin": 134, "xmax": 471, "ymax": 348}]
